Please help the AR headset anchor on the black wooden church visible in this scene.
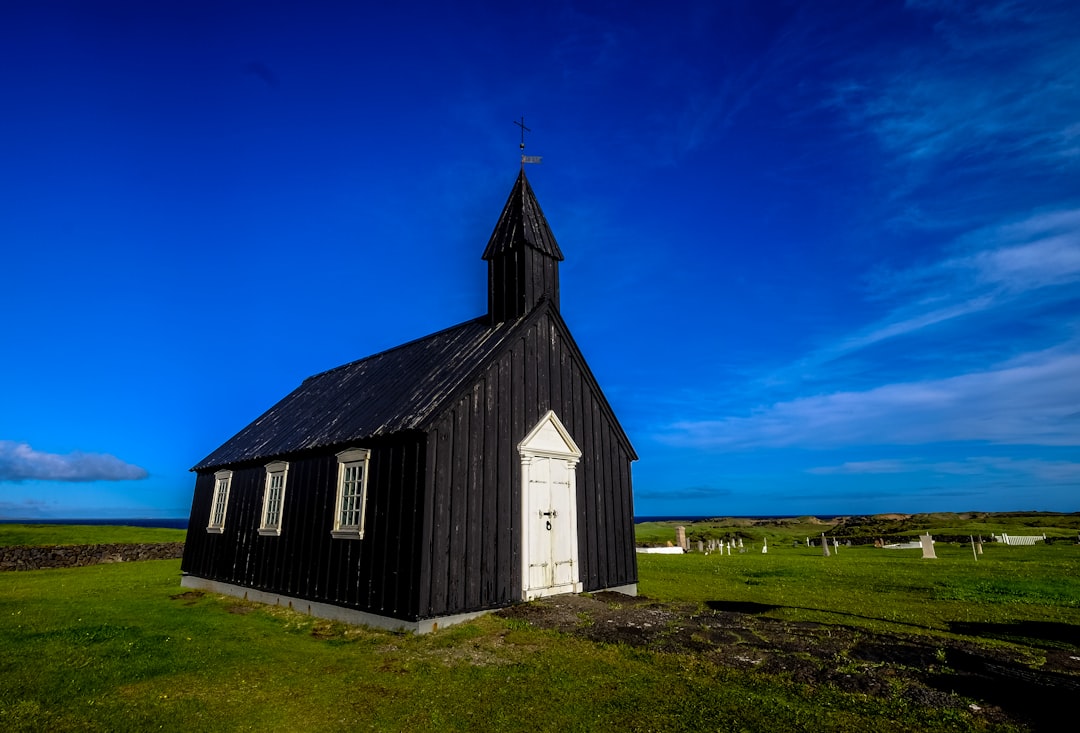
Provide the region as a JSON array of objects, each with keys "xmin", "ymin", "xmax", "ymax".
[{"xmin": 181, "ymin": 168, "xmax": 638, "ymax": 632}]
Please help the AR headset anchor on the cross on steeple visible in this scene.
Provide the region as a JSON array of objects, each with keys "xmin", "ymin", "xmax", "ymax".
[{"xmin": 514, "ymin": 116, "xmax": 530, "ymax": 151}]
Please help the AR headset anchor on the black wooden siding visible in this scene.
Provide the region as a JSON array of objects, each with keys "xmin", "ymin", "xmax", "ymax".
[
  {"xmin": 418, "ymin": 306, "xmax": 637, "ymax": 618},
  {"xmin": 486, "ymin": 246, "xmax": 560, "ymax": 324},
  {"xmin": 181, "ymin": 435, "xmax": 427, "ymax": 621}
]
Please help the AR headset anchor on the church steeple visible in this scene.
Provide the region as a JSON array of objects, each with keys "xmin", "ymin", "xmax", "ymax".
[{"xmin": 483, "ymin": 169, "xmax": 564, "ymax": 324}]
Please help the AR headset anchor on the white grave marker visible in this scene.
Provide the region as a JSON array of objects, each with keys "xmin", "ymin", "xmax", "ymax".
[{"xmin": 920, "ymin": 533, "xmax": 937, "ymax": 559}]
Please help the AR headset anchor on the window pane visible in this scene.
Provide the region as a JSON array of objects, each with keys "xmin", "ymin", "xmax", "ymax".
[
  {"xmin": 211, "ymin": 478, "xmax": 229, "ymax": 527},
  {"xmin": 264, "ymin": 473, "xmax": 283, "ymax": 528},
  {"xmin": 336, "ymin": 457, "xmax": 366, "ymax": 533}
]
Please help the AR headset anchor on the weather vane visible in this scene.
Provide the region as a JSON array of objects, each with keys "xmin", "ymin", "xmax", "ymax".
[{"xmin": 514, "ymin": 116, "xmax": 543, "ymax": 166}]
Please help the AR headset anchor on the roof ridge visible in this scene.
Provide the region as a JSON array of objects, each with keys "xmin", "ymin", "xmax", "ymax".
[{"xmin": 302, "ymin": 315, "xmax": 490, "ymax": 383}]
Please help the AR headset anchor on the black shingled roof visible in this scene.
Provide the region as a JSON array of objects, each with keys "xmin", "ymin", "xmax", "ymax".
[{"xmin": 192, "ymin": 313, "xmax": 528, "ymax": 470}]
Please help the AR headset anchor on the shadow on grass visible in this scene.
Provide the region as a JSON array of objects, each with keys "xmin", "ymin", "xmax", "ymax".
[
  {"xmin": 948, "ymin": 620, "xmax": 1080, "ymax": 648},
  {"xmin": 705, "ymin": 599, "xmax": 932, "ymax": 630},
  {"xmin": 927, "ymin": 647, "xmax": 1080, "ymax": 731},
  {"xmin": 704, "ymin": 600, "xmax": 780, "ymax": 614}
]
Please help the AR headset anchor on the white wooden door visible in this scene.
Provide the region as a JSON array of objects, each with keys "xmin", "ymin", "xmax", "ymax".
[
  {"xmin": 520, "ymin": 411, "xmax": 582, "ymax": 600},
  {"xmin": 526, "ymin": 456, "xmax": 576, "ymax": 592}
]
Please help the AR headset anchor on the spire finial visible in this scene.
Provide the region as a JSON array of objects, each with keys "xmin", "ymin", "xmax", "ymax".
[{"xmin": 514, "ymin": 116, "xmax": 543, "ymax": 167}]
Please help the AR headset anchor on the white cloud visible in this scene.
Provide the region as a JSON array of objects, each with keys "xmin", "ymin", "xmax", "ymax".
[
  {"xmin": 804, "ymin": 1, "xmax": 1080, "ymax": 371},
  {"xmin": 0, "ymin": 441, "xmax": 148, "ymax": 483},
  {"xmin": 829, "ymin": 295, "xmax": 996, "ymax": 357},
  {"xmin": 635, "ymin": 485, "xmax": 732, "ymax": 501},
  {"xmin": 724, "ymin": 208, "xmax": 1080, "ymax": 456},
  {"xmin": 808, "ymin": 459, "xmax": 930, "ymax": 475},
  {"xmin": 808, "ymin": 456, "xmax": 1080, "ymax": 482},
  {"xmin": 794, "ymin": 208, "xmax": 1080, "ymax": 372},
  {"xmin": 967, "ymin": 226, "xmax": 1080, "ymax": 291},
  {"xmin": 663, "ymin": 349, "xmax": 1080, "ymax": 450},
  {"xmin": 894, "ymin": 209, "xmax": 1080, "ymax": 294},
  {"xmin": 854, "ymin": 1, "xmax": 1080, "ymax": 170}
]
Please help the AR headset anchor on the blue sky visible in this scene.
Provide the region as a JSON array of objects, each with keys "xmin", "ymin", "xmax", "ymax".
[{"xmin": 2, "ymin": 0, "xmax": 1077, "ymax": 520}]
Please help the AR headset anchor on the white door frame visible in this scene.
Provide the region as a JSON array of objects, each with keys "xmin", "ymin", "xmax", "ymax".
[{"xmin": 518, "ymin": 410, "xmax": 583, "ymax": 600}]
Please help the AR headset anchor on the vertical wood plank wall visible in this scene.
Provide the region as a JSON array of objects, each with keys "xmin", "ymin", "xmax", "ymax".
[
  {"xmin": 181, "ymin": 435, "xmax": 426, "ymax": 621},
  {"xmin": 487, "ymin": 247, "xmax": 560, "ymax": 324},
  {"xmin": 419, "ymin": 310, "xmax": 636, "ymax": 618}
]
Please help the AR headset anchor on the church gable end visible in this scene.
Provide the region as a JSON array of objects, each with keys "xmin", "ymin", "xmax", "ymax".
[{"xmin": 417, "ymin": 304, "xmax": 636, "ymax": 618}]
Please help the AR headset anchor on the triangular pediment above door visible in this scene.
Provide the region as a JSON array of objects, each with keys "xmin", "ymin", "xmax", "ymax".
[{"xmin": 518, "ymin": 410, "xmax": 582, "ymax": 458}]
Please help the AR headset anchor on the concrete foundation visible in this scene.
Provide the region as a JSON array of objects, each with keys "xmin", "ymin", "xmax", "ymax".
[{"xmin": 180, "ymin": 574, "xmax": 637, "ymax": 633}]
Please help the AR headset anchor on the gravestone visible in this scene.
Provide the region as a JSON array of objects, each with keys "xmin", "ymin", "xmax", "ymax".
[
  {"xmin": 676, "ymin": 526, "xmax": 687, "ymax": 551},
  {"xmin": 920, "ymin": 533, "xmax": 937, "ymax": 559},
  {"xmin": 821, "ymin": 533, "xmax": 831, "ymax": 557}
]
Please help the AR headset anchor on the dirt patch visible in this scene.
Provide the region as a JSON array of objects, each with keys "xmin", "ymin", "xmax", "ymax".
[{"xmin": 497, "ymin": 592, "xmax": 1080, "ymax": 731}]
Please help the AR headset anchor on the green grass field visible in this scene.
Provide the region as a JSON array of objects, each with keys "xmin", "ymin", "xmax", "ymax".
[
  {"xmin": 638, "ymin": 542, "xmax": 1080, "ymax": 641},
  {"xmin": 0, "ymin": 524, "xmax": 186, "ymax": 547},
  {"xmin": 1, "ymin": 517, "xmax": 1076, "ymax": 731}
]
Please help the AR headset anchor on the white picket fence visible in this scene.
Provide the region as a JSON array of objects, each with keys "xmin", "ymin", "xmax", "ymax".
[{"xmin": 993, "ymin": 533, "xmax": 1045, "ymax": 546}]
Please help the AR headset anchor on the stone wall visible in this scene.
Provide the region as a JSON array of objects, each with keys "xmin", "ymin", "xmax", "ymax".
[{"xmin": 0, "ymin": 542, "xmax": 185, "ymax": 571}]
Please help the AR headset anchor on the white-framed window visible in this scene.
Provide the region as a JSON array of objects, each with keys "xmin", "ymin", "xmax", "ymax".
[
  {"xmin": 207, "ymin": 469, "xmax": 233, "ymax": 533},
  {"xmin": 332, "ymin": 448, "xmax": 370, "ymax": 539},
  {"xmin": 258, "ymin": 461, "xmax": 289, "ymax": 536}
]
